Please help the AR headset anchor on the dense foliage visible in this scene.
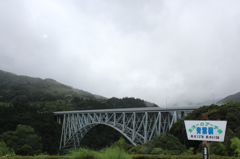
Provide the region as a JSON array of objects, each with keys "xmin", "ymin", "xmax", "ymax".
[
  {"xmin": 70, "ymin": 147, "xmax": 132, "ymax": 159},
  {"xmin": 169, "ymin": 102, "xmax": 240, "ymax": 156},
  {"xmin": 0, "ymin": 140, "xmax": 14, "ymax": 157},
  {"xmin": 0, "ymin": 104, "xmax": 61, "ymax": 155},
  {"xmin": 1, "ymin": 125, "xmax": 42, "ymax": 155},
  {"xmin": 0, "ymin": 96, "xmax": 152, "ymax": 155},
  {"xmin": 128, "ymin": 134, "xmax": 186, "ymax": 155}
]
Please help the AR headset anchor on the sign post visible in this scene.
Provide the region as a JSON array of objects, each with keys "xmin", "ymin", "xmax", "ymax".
[
  {"xmin": 202, "ymin": 113, "xmax": 209, "ymax": 159},
  {"xmin": 202, "ymin": 141, "xmax": 209, "ymax": 159},
  {"xmin": 184, "ymin": 120, "xmax": 227, "ymax": 159}
]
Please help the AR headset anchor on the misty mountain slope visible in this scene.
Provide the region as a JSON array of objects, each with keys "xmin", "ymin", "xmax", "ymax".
[
  {"xmin": 0, "ymin": 70, "xmax": 157, "ymax": 110},
  {"xmin": 0, "ymin": 70, "xmax": 101, "ymax": 102},
  {"xmin": 217, "ymin": 92, "xmax": 240, "ymax": 104}
]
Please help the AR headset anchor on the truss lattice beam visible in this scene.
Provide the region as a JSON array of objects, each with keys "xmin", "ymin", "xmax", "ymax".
[{"xmin": 55, "ymin": 108, "xmax": 194, "ymax": 150}]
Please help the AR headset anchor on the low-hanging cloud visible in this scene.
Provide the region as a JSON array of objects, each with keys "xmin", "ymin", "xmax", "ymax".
[{"xmin": 1, "ymin": 0, "xmax": 240, "ymax": 107}]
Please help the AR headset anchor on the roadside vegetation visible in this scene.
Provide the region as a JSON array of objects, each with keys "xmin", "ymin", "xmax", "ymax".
[
  {"xmin": 0, "ymin": 102, "xmax": 240, "ymax": 158},
  {"xmin": 170, "ymin": 102, "xmax": 240, "ymax": 156}
]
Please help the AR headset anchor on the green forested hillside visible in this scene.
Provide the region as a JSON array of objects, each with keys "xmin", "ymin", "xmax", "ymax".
[
  {"xmin": 0, "ymin": 70, "xmax": 98, "ymax": 102},
  {"xmin": 0, "ymin": 70, "xmax": 157, "ymax": 155},
  {"xmin": 0, "ymin": 70, "xmax": 156, "ymax": 110},
  {"xmin": 217, "ymin": 92, "xmax": 240, "ymax": 104}
]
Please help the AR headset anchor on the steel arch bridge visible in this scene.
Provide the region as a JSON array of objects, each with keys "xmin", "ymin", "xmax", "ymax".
[{"xmin": 54, "ymin": 107, "xmax": 195, "ymax": 150}]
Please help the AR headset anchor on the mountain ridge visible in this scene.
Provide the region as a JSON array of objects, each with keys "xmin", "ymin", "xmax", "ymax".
[
  {"xmin": 0, "ymin": 69, "xmax": 157, "ymax": 109},
  {"xmin": 217, "ymin": 91, "xmax": 240, "ymax": 104},
  {"xmin": 0, "ymin": 69, "xmax": 104, "ymax": 101}
]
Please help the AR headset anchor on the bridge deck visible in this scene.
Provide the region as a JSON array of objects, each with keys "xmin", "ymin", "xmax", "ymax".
[{"xmin": 54, "ymin": 106, "xmax": 197, "ymax": 115}]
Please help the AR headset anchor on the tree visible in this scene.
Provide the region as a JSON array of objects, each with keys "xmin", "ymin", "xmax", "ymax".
[
  {"xmin": 111, "ymin": 137, "xmax": 132, "ymax": 152},
  {"xmin": 0, "ymin": 141, "xmax": 14, "ymax": 157},
  {"xmin": 129, "ymin": 134, "xmax": 186, "ymax": 155},
  {"xmin": 151, "ymin": 134, "xmax": 186, "ymax": 152},
  {"xmin": 169, "ymin": 102, "xmax": 240, "ymax": 155},
  {"xmin": 1, "ymin": 125, "xmax": 42, "ymax": 156},
  {"xmin": 230, "ymin": 137, "xmax": 240, "ymax": 157},
  {"xmin": 210, "ymin": 142, "xmax": 227, "ymax": 156}
]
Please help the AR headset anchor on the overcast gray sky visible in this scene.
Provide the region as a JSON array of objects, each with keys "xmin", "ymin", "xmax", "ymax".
[{"xmin": 1, "ymin": 0, "xmax": 240, "ymax": 107}]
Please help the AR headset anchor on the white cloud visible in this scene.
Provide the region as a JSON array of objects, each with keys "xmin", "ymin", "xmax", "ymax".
[{"xmin": 0, "ymin": 0, "xmax": 240, "ymax": 107}]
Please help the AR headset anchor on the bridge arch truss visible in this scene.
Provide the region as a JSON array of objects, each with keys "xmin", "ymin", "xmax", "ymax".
[{"xmin": 54, "ymin": 107, "xmax": 194, "ymax": 150}]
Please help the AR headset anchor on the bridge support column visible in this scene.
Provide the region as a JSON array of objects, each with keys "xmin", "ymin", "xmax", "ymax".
[
  {"xmin": 132, "ymin": 112, "xmax": 136, "ymax": 141},
  {"xmin": 144, "ymin": 112, "xmax": 148, "ymax": 142}
]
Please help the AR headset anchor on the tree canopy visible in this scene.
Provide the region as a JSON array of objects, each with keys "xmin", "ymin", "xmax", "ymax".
[
  {"xmin": 169, "ymin": 102, "xmax": 240, "ymax": 156},
  {"xmin": 1, "ymin": 125, "xmax": 42, "ymax": 155}
]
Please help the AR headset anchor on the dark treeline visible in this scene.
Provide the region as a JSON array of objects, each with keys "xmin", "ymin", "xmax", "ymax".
[
  {"xmin": 0, "ymin": 103, "xmax": 61, "ymax": 155},
  {"xmin": 0, "ymin": 95, "xmax": 154, "ymax": 155},
  {"xmin": 4, "ymin": 99, "xmax": 240, "ymax": 156}
]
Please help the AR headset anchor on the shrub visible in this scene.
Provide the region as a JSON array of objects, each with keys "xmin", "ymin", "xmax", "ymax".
[
  {"xmin": 151, "ymin": 148, "xmax": 164, "ymax": 155},
  {"xmin": 129, "ymin": 145, "xmax": 145, "ymax": 154},
  {"xmin": 230, "ymin": 137, "xmax": 240, "ymax": 157},
  {"xmin": 111, "ymin": 137, "xmax": 131, "ymax": 151},
  {"xmin": 0, "ymin": 140, "xmax": 14, "ymax": 157},
  {"xmin": 131, "ymin": 154, "xmax": 238, "ymax": 159},
  {"xmin": 70, "ymin": 148, "xmax": 96, "ymax": 159},
  {"xmin": 181, "ymin": 147, "xmax": 194, "ymax": 155},
  {"xmin": 98, "ymin": 147, "xmax": 132, "ymax": 159},
  {"xmin": 69, "ymin": 147, "xmax": 132, "ymax": 159},
  {"xmin": 210, "ymin": 142, "xmax": 227, "ymax": 156},
  {"xmin": 163, "ymin": 150, "xmax": 181, "ymax": 155}
]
